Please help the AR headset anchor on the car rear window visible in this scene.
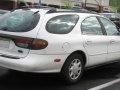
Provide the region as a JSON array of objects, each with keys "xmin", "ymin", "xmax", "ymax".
[
  {"xmin": 0, "ymin": 9, "xmax": 40, "ymax": 32},
  {"xmin": 0, "ymin": 12, "xmax": 5, "ymax": 15},
  {"xmin": 46, "ymin": 15, "xmax": 79, "ymax": 34}
]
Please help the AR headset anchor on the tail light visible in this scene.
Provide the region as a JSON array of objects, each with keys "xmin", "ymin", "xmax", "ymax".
[
  {"xmin": 30, "ymin": 39, "xmax": 48, "ymax": 50},
  {"xmin": 15, "ymin": 38, "xmax": 31, "ymax": 48},
  {"xmin": 0, "ymin": 33, "xmax": 48, "ymax": 50},
  {"xmin": 22, "ymin": 8, "xmax": 30, "ymax": 10},
  {"xmin": 14, "ymin": 38, "xmax": 48, "ymax": 50}
]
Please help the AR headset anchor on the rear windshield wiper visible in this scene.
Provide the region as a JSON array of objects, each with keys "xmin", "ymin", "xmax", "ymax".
[{"xmin": 34, "ymin": 11, "xmax": 39, "ymax": 14}]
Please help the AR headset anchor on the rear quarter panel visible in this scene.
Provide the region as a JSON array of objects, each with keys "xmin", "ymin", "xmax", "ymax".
[{"xmin": 36, "ymin": 13, "xmax": 89, "ymax": 66}]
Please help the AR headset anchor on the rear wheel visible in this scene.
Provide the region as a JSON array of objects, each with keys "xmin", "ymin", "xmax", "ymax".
[{"xmin": 61, "ymin": 54, "xmax": 84, "ymax": 84}]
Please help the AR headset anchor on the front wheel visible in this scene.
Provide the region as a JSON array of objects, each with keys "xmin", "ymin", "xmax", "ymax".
[{"xmin": 61, "ymin": 54, "xmax": 84, "ymax": 84}]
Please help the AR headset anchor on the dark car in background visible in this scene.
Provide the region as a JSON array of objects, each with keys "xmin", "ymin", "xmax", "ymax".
[
  {"xmin": 99, "ymin": 13, "xmax": 120, "ymax": 28},
  {"xmin": 70, "ymin": 7, "xmax": 97, "ymax": 14}
]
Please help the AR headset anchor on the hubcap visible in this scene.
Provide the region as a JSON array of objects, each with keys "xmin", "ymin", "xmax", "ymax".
[{"xmin": 69, "ymin": 59, "xmax": 82, "ymax": 80}]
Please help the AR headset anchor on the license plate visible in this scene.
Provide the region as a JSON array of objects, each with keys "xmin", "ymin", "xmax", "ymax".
[{"xmin": 0, "ymin": 37, "xmax": 10, "ymax": 48}]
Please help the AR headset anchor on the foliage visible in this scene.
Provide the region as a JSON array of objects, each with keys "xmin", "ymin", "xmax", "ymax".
[
  {"xmin": 110, "ymin": 0, "xmax": 120, "ymax": 12},
  {"xmin": 117, "ymin": 6, "xmax": 120, "ymax": 12},
  {"xmin": 110, "ymin": 0, "xmax": 119, "ymax": 7},
  {"xmin": 61, "ymin": 0, "xmax": 72, "ymax": 9},
  {"xmin": 17, "ymin": 0, "xmax": 24, "ymax": 4}
]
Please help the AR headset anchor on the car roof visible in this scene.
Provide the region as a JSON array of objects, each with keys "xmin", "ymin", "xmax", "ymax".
[
  {"xmin": 15, "ymin": 6, "xmax": 97, "ymax": 14},
  {"xmin": 11, "ymin": 7, "xmax": 99, "ymax": 19}
]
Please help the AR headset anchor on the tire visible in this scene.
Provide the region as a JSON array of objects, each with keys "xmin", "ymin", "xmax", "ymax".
[{"xmin": 61, "ymin": 54, "xmax": 84, "ymax": 84}]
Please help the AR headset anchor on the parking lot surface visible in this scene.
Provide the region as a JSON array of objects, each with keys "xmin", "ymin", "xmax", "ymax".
[{"xmin": 0, "ymin": 62, "xmax": 120, "ymax": 90}]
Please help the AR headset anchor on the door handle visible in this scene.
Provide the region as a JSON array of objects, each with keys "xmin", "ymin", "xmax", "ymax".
[
  {"xmin": 110, "ymin": 40, "xmax": 115, "ymax": 44},
  {"xmin": 85, "ymin": 40, "xmax": 92, "ymax": 45}
]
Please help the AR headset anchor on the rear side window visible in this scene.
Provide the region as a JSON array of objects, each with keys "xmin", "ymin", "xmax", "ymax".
[
  {"xmin": 81, "ymin": 17, "xmax": 103, "ymax": 35},
  {"xmin": 0, "ymin": 9, "xmax": 40, "ymax": 32},
  {"xmin": 46, "ymin": 15, "xmax": 79, "ymax": 34},
  {"xmin": 99, "ymin": 17, "xmax": 119, "ymax": 35}
]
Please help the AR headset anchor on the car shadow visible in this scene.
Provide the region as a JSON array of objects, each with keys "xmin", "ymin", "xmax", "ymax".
[{"xmin": 0, "ymin": 62, "xmax": 120, "ymax": 90}]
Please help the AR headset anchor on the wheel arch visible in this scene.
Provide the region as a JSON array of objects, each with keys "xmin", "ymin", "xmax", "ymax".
[{"xmin": 61, "ymin": 50, "xmax": 87, "ymax": 72}]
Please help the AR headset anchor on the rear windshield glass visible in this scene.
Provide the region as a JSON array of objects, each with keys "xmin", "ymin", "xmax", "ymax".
[
  {"xmin": 46, "ymin": 15, "xmax": 79, "ymax": 34},
  {"xmin": 0, "ymin": 9, "xmax": 40, "ymax": 32},
  {"xmin": 0, "ymin": 12, "xmax": 5, "ymax": 15}
]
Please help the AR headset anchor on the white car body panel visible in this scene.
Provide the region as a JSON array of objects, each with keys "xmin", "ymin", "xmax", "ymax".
[
  {"xmin": 82, "ymin": 35, "xmax": 109, "ymax": 66},
  {"xmin": 107, "ymin": 36, "xmax": 120, "ymax": 61},
  {"xmin": 0, "ymin": 53, "xmax": 69, "ymax": 72}
]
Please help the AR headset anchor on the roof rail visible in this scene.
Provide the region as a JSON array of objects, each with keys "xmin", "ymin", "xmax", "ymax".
[
  {"xmin": 47, "ymin": 8, "xmax": 97, "ymax": 14},
  {"xmin": 47, "ymin": 7, "xmax": 56, "ymax": 13},
  {"xmin": 26, "ymin": 5, "xmax": 49, "ymax": 8}
]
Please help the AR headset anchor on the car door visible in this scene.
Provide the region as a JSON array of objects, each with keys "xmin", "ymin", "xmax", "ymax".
[
  {"xmin": 81, "ymin": 16, "xmax": 109, "ymax": 66},
  {"xmin": 99, "ymin": 17, "xmax": 120, "ymax": 62}
]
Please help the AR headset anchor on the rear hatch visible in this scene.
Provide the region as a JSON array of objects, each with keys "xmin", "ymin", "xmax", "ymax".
[{"xmin": 0, "ymin": 9, "xmax": 41, "ymax": 58}]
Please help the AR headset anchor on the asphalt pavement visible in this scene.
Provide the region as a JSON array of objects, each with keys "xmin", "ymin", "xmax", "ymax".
[{"xmin": 0, "ymin": 62, "xmax": 120, "ymax": 90}]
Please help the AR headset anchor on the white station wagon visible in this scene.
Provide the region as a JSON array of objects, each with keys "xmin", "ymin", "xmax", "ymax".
[{"xmin": 0, "ymin": 7, "xmax": 119, "ymax": 84}]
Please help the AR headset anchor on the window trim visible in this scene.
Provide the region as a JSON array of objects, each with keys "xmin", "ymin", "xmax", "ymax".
[
  {"xmin": 46, "ymin": 14, "xmax": 79, "ymax": 34},
  {"xmin": 98, "ymin": 16, "xmax": 119, "ymax": 36},
  {"xmin": 96, "ymin": 16, "xmax": 107, "ymax": 35},
  {"xmin": 81, "ymin": 16, "xmax": 105, "ymax": 35}
]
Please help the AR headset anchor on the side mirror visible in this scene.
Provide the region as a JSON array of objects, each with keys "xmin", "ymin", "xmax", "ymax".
[
  {"xmin": 117, "ymin": 28, "xmax": 120, "ymax": 35},
  {"xmin": 119, "ymin": 28, "xmax": 120, "ymax": 32},
  {"xmin": 115, "ymin": 26, "xmax": 120, "ymax": 35},
  {"xmin": 116, "ymin": 26, "xmax": 120, "ymax": 31},
  {"xmin": 117, "ymin": 32, "xmax": 120, "ymax": 35},
  {"xmin": 110, "ymin": 16, "xmax": 116, "ymax": 21}
]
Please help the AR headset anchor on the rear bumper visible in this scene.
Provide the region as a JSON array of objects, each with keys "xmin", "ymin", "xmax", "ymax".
[{"xmin": 0, "ymin": 54, "xmax": 69, "ymax": 73}]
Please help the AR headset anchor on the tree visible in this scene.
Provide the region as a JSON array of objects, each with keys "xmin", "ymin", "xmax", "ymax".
[
  {"xmin": 61, "ymin": 0, "xmax": 72, "ymax": 9},
  {"xmin": 110, "ymin": 0, "xmax": 118, "ymax": 7},
  {"xmin": 110, "ymin": 0, "xmax": 120, "ymax": 12},
  {"xmin": 17, "ymin": 0, "xmax": 24, "ymax": 4},
  {"xmin": 117, "ymin": 6, "xmax": 120, "ymax": 12}
]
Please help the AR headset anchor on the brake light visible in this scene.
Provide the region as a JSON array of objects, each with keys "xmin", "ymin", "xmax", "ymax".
[
  {"xmin": 15, "ymin": 38, "xmax": 31, "ymax": 48},
  {"xmin": 0, "ymin": 34, "xmax": 48, "ymax": 50},
  {"xmin": 15, "ymin": 39, "xmax": 30, "ymax": 44},
  {"xmin": 22, "ymin": 8, "xmax": 30, "ymax": 10},
  {"xmin": 30, "ymin": 39, "xmax": 48, "ymax": 50}
]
